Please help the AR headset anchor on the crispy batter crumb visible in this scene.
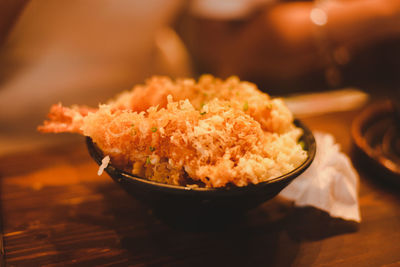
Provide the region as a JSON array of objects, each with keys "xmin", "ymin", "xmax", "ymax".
[{"xmin": 39, "ymin": 75, "xmax": 306, "ymax": 187}]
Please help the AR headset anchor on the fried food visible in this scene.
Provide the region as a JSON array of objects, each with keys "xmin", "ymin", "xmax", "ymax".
[{"xmin": 39, "ymin": 75, "xmax": 307, "ymax": 188}]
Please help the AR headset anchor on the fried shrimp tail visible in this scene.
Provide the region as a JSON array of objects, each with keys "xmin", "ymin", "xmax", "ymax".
[{"xmin": 38, "ymin": 103, "xmax": 96, "ymax": 134}]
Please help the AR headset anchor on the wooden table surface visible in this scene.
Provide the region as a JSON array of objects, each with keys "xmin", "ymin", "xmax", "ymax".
[{"xmin": 1, "ymin": 109, "xmax": 399, "ymax": 266}]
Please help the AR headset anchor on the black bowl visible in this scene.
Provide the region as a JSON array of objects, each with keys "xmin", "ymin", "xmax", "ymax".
[
  {"xmin": 86, "ymin": 119, "xmax": 316, "ymax": 228},
  {"xmin": 351, "ymin": 100, "xmax": 400, "ymax": 186}
]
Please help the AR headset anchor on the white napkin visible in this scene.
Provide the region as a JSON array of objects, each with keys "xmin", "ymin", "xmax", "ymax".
[{"xmin": 279, "ymin": 132, "xmax": 361, "ymax": 222}]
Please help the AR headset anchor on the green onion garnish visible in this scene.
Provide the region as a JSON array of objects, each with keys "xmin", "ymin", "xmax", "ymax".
[{"xmin": 243, "ymin": 101, "xmax": 249, "ymax": 112}]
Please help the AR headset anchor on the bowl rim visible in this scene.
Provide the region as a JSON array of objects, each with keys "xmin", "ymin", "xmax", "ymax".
[{"xmin": 86, "ymin": 119, "xmax": 316, "ymax": 194}]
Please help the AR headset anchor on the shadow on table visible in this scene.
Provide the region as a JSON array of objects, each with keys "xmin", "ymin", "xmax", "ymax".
[
  {"xmin": 283, "ymin": 206, "xmax": 359, "ymax": 241},
  {"xmin": 77, "ymin": 183, "xmax": 360, "ymax": 266}
]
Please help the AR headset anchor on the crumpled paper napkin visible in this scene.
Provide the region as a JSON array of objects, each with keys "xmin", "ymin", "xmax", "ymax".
[{"xmin": 279, "ymin": 132, "xmax": 361, "ymax": 222}]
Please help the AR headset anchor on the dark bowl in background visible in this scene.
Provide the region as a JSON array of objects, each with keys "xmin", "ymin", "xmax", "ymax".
[
  {"xmin": 86, "ymin": 119, "xmax": 316, "ymax": 229},
  {"xmin": 352, "ymin": 100, "xmax": 400, "ymax": 186}
]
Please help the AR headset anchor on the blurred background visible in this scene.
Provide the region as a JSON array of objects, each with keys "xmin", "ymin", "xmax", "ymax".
[{"xmin": 0, "ymin": 0, "xmax": 399, "ymax": 154}]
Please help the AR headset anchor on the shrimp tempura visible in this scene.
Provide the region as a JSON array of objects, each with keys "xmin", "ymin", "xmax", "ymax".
[{"xmin": 39, "ymin": 75, "xmax": 306, "ymax": 187}]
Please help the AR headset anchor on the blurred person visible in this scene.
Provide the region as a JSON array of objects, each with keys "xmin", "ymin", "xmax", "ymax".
[{"xmin": 179, "ymin": 0, "xmax": 400, "ymax": 92}]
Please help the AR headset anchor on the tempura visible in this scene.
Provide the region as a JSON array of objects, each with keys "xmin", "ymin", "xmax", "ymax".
[{"xmin": 39, "ymin": 75, "xmax": 306, "ymax": 187}]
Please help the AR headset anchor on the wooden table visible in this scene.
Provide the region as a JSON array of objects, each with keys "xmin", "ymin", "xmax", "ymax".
[{"xmin": 1, "ymin": 110, "xmax": 399, "ymax": 266}]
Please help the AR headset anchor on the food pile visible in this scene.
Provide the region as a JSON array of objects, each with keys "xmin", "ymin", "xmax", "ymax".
[{"xmin": 39, "ymin": 75, "xmax": 306, "ymax": 188}]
